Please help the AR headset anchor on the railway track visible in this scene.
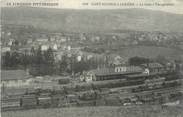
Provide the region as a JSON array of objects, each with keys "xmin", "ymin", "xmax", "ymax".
[
  {"xmin": 1, "ymin": 77, "xmax": 182, "ymax": 111},
  {"xmin": 104, "ymin": 79, "xmax": 182, "ymax": 93},
  {"xmin": 107, "ymin": 85, "xmax": 181, "ymax": 100}
]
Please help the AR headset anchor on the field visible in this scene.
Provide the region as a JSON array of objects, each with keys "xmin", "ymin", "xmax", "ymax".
[
  {"xmin": 2, "ymin": 105, "xmax": 183, "ymax": 117},
  {"xmin": 1, "ymin": 70, "xmax": 28, "ymax": 81},
  {"xmin": 115, "ymin": 46, "xmax": 183, "ymax": 61}
]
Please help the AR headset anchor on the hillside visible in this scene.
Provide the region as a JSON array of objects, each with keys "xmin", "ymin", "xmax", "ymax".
[{"xmin": 1, "ymin": 7, "xmax": 183, "ymax": 33}]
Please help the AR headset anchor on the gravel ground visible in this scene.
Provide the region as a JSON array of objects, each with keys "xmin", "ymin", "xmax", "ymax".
[{"xmin": 2, "ymin": 105, "xmax": 183, "ymax": 117}]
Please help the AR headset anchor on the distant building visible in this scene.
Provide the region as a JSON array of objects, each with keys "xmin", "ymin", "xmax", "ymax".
[
  {"xmin": 52, "ymin": 44, "xmax": 58, "ymax": 50},
  {"xmin": 141, "ymin": 63, "xmax": 165, "ymax": 73},
  {"xmin": 49, "ymin": 35, "xmax": 57, "ymax": 42},
  {"xmin": 91, "ymin": 36, "xmax": 100, "ymax": 42},
  {"xmin": 80, "ymin": 71, "xmax": 95, "ymax": 83},
  {"xmin": 19, "ymin": 46, "xmax": 32, "ymax": 54},
  {"xmin": 37, "ymin": 38, "xmax": 49, "ymax": 42},
  {"xmin": 80, "ymin": 66, "xmax": 144, "ymax": 82},
  {"xmin": 132, "ymin": 40, "xmax": 138, "ymax": 45},
  {"xmin": 39, "ymin": 42, "xmax": 58, "ymax": 51},
  {"xmin": 41, "ymin": 45, "xmax": 49, "ymax": 51},
  {"xmin": 77, "ymin": 55, "xmax": 82, "ymax": 62},
  {"xmin": 60, "ymin": 36, "xmax": 67, "ymax": 42},
  {"xmin": 87, "ymin": 55, "xmax": 93, "ymax": 60},
  {"xmin": 80, "ymin": 33, "xmax": 87, "ymax": 41},
  {"xmin": 1, "ymin": 47, "xmax": 11, "ymax": 53},
  {"xmin": 165, "ymin": 62, "xmax": 176, "ymax": 71},
  {"xmin": 68, "ymin": 46, "xmax": 71, "ymax": 51},
  {"xmin": 108, "ymin": 54, "xmax": 126, "ymax": 66},
  {"xmin": 1, "ymin": 70, "xmax": 31, "ymax": 88},
  {"xmin": 27, "ymin": 39, "xmax": 33, "ymax": 44},
  {"xmin": 7, "ymin": 32, "xmax": 11, "ymax": 36},
  {"xmin": 54, "ymin": 51, "xmax": 65, "ymax": 61},
  {"xmin": 8, "ymin": 39, "xmax": 15, "ymax": 46},
  {"xmin": 143, "ymin": 68, "xmax": 150, "ymax": 75}
]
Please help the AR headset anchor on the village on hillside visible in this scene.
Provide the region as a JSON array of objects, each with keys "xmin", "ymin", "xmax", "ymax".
[{"xmin": 1, "ymin": 23, "xmax": 183, "ymax": 111}]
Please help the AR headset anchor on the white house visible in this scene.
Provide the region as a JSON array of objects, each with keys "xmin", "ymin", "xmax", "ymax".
[
  {"xmin": 37, "ymin": 38, "xmax": 49, "ymax": 42},
  {"xmin": 52, "ymin": 44, "xmax": 58, "ymax": 50},
  {"xmin": 80, "ymin": 71, "xmax": 96, "ymax": 82},
  {"xmin": 143, "ymin": 68, "xmax": 150, "ymax": 75},
  {"xmin": 41, "ymin": 45, "xmax": 49, "ymax": 51},
  {"xmin": 8, "ymin": 39, "xmax": 15, "ymax": 46},
  {"xmin": 77, "ymin": 55, "xmax": 82, "ymax": 62},
  {"xmin": 115, "ymin": 66, "xmax": 127, "ymax": 72},
  {"xmin": 27, "ymin": 39, "xmax": 33, "ymax": 44},
  {"xmin": 1, "ymin": 47, "xmax": 11, "ymax": 53},
  {"xmin": 60, "ymin": 36, "xmax": 67, "ymax": 42}
]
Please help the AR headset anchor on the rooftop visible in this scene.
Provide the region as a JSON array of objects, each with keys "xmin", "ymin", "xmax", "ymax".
[
  {"xmin": 89, "ymin": 66, "xmax": 143, "ymax": 76},
  {"xmin": 141, "ymin": 63, "xmax": 164, "ymax": 68},
  {"xmin": 126, "ymin": 72, "xmax": 167, "ymax": 78}
]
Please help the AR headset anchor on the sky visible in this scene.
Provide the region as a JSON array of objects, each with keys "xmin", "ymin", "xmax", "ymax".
[{"xmin": 1, "ymin": 0, "xmax": 183, "ymax": 14}]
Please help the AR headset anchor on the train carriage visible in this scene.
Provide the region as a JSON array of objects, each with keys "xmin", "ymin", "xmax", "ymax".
[
  {"xmin": 1, "ymin": 98, "xmax": 21, "ymax": 109},
  {"xmin": 21, "ymin": 95, "xmax": 38, "ymax": 107},
  {"xmin": 37, "ymin": 94, "xmax": 52, "ymax": 107}
]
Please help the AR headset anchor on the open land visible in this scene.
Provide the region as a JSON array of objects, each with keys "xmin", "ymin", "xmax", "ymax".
[{"xmin": 2, "ymin": 105, "xmax": 183, "ymax": 117}]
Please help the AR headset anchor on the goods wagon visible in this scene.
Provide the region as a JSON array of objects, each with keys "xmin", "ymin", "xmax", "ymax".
[
  {"xmin": 50, "ymin": 95, "xmax": 60, "ymax": 107},
  {"xmin": 92, "ymin": 79, "xmax": 143, "ymax": 89},
  {"xmin": 65, "ymin": 94, "xmax": 78, "ymax": 103},
  {"xmin": 75, "ymin": 83, "xmax": 93, "ymax": 92},
  {"xmin": 104, "ymin": 96, "xmax": 121, "ymax": 106},
  {"xmin": 58, "ymin": 78, "xmax": 70, "ymax": 84},
  {"xmin": 1, "ymin": 98, "xmax": 21, "ymax": 108},
  {"xmin": 21, "ymin": 95, "xmax": 38, "ymax": 107},
  {"xmin": 77, "ymin": 100, "xmax": 96, "ymax": 107},
  {"xmin": 78, "ymin": 90, "xmax": 99, "ymax": 101},
  {"xmin": 37, "ymin": 94, "xmax": 52, "ymax": 107}
]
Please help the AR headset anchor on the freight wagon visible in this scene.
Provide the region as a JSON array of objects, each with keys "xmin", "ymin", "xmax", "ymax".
[
  {"xmin": 37, "ymin": 94, "xmax": 52, "ymax": 107},
  {"xmin": 78, "ymin": 90, "xmax": 99, "ymax": 101},
  {"xmin": 1, "ymin": 98, "xmax": 21, "ymax": 109},
  {"xmin": 77, "ymin": 100, "xmax": 96, "ymax": 107},
  {"xmin": 2, "ymin": 94, "xmax": 64, "ymax": 110},
  {"xmin": 104, "ymin": 96, "xmax": 122, "ymax": 106},
  {"xmin": 58, "ymin": 78, "xmax": 70, "ymax": 84},
  {"xmin": 131, "ymin": 80, "xmax": 181, "ymax": 92},
  {"xmin": 20, "ymin": 95, "xmax": 38, "ymax": 108}
]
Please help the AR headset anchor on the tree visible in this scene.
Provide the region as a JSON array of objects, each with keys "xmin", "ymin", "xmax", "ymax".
[
  {"xmin": 129, "ymin": 56, "xmax": 150, "ymax": 66},
  {"xmin": 59, "ymin": 55, "xmax": 68, "ymax": 73},
  {"xmin": 11, "ymin": 51, "xmax": 21, "ymax": 68},
  {"xmin": 35, "ymin": 46, "xmax": 43, "ymax": 65},
  {"xmin": 44, "ymin": 47, "xmax": 54, "ymax": 65},
  {"xmin": 2, "ymin": 51, "xmax": 11, "ymax": 68},
  {"xmin": 73, "ymin": 58, "xmax": 89, "ymax": 74},
  {"xmin": 29, "ymin": 46, "xmax": 44, "ymax": 75},
  {"xmin": 21, "ymin": 52, "xmax": 30, "ymax": 69},
  {"xmin": 43, "ymin": 47, "xmax": 55, "ymax": 75},
  {"xmin": 156, "ymin": 55, "xmax": 168, "ymax": 65}
]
